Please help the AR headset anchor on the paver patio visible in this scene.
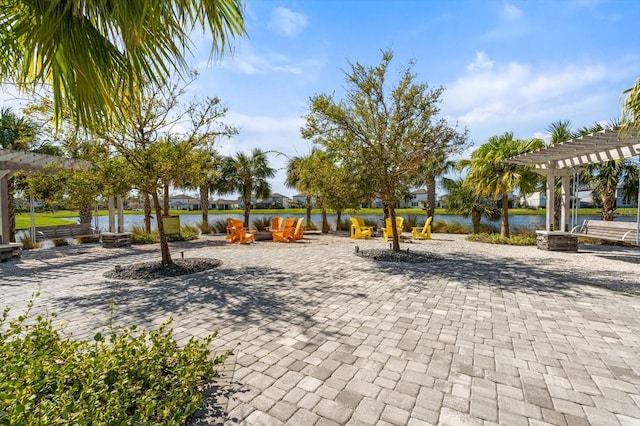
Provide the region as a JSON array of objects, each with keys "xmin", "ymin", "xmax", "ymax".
[{"xmin": 1, "ymin": 233, "xmax": 639, "ymax": 425}]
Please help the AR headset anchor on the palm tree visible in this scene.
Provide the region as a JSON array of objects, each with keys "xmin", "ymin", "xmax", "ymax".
[
  {"xmin": 577, "ymin": 123, "xmax": 638, "ymax": 221},
  {"xmin": 1, "ymin": 0, "xmax": 245, "ymax": 128},
  {"xmin": 417, "ymin": 151, "xmax": 455, "ymax": 222},
  {"xmin": 462, "ymin": 132, "xmax": 544, "ymax": 237},
  {"xmin": 218, "ymin": 149, "xmax": 275, "ymax": 227},
  {"xmin": 286, "ymin": 153, "xmax": 314, "ymax": 226},
  {"xmin": 0, "ymin": 108, "xmax": 36, "ymax": 241},
  {"xmin": 546, "ymin": 120, "xmax": 575, "ymax": 227},
  {"xmin": 442, "ymin": 177, "xmax": 500, "ymax": 233},
  {"xmin": 621, "ymin": 76, "xmax": 640, "ymax": 135}
]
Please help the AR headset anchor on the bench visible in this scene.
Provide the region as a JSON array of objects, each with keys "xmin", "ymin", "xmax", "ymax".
[
  {"xmin": 35, "ymin": 223, "xmax": 100, "ymax": 243},
  {"xmin": 0, "ymin": 242, "xmax": 22, "ymax": 261},
  {"xmin": 571, "ymin": 220, "xmax": 639, "ymax": 245}
]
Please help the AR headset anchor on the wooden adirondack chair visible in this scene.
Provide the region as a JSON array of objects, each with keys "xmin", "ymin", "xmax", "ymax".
[
  {"xmin": 412, "ymin": 216, "xmax": 432, "ymax": 240},
  {"xmin": 227, "ymin": 218, "xmax": 255, "ymax": 244},
  {"xmin": 266, "ymin": 216, "xmax": 283, "ymax": 232},
  {"xmin": 382, "ymin": 217, "xmax": 404, "ymax": 242},
  {"xmin": 350, "ymin": 217, "xmax": 373, "ymax": 239},
  {"xmin": 225, "ymin": 218, "xmax": 238, "ymax": 243},
  {"xmin": 272, "ymin": 217, "xmax": 296, "ymax": 242},
  {"xmin": 293, "ymin": 218, "xmax": 305, "ymax": 240}
]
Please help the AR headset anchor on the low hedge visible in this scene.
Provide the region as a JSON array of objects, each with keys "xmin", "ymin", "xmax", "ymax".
[{"xmin": 0, "ymin": 298, "xmax": 227, "ymax": 425}]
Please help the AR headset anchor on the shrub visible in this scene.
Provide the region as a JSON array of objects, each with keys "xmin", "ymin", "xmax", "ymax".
[
  {"xmin": 404, "ymin": 215, "xmax": 419, "ymax": 231},
  {"xmin": 197, "ymin": 221, "xmax": 212, "ymax": 234},
  {"xmin": 363, "ymin": 217, "xmax": 378, "ymax": 231},
  {"xmin": 432, "ymin": 220, "xmax": 469, "ymax": 234},
  {"xmin": 129, "ymin": 225, "xmax": 159, "ymax": 245},
  {"xmin": 306, "ymin": 220, "xmax": 318, "ymax": 231},
  {"xmin": 210, "ymin": 220, "xmax": 228, "ymax": 234},
  {"xmin": 466, "ymin": 232, "xmax": 536, "ymax": 246},
  {"xmin": 336, "ymin": 217, "xmax": 351, "ymax": 231},
  {"xmin": 0, "ymin": 299, "xmax": 228, "ymax": 425},
  {"xmin": 52, "ymin": 238, "xmax": 69, "ymax": 247},
  {"xmin": 252, "ymin": 217, "xmax": 272, "ymax": 231},
  {"xmin": 19, "ymin": 233, "xmax": 40, "ymax": 250}
]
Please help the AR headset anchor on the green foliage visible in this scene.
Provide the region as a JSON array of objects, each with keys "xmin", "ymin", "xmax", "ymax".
[
  {"xmin": 404, "ymin": 215, "xmax": 419, "ymax": 231},
  {"xmin": 306, "ymin": 220, "xmax": 319, "ymax": 231},
  {"xmin": 130, "ymin": 226, "xmax": 160, "ymax": 245},
  {"xmin": 0, "ymin": 299, "xmax": 227, "ymax": 425},
  {"xmin": 210, "ymin": 220, "xmax": 228, "ymax": 233},
  {"xmin": 363, "ymin": 218, "xmax": 378, "ymax": 231},
  {"xmin": 466, "ymin": 232, "xmax": 536, "ymax": 246},
  {"xmin": 336, "ymin": 217, "xmax": 351, "ymax": 231},
  {"xmin": 168, "ymin": 225, "xmax": 199, "ymax": 241},
  {"xmin": 197, "ymin": 221, "xmax": 213, "ymax": 234},
  {"xmin": 251, "ymin": 216, "xmax": 272, "ymax": 231},
  {"xmin": 432, "ymin": 221, "xmax": 469, "ymax": 234}
]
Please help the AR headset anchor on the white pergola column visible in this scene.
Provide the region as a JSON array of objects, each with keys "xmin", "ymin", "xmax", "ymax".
[
  {"xmin": 0, "ymin": 174, "xmax": 9, "ymax": 243},
  {"xmin": 560, "ymin": 174, "xmax": 570, "ymax": 232},
  {"xmin": 545, "ymin": 173, "xmax": 555, "ymax": 231}
]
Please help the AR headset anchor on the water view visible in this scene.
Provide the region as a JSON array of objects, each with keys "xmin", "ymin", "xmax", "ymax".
[{"xmin": 66, "ymin": 212, "xmax": 627, "ymax": 233}]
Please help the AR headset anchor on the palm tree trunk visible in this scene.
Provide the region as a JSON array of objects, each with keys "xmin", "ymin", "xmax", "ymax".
[
  {"xmin": 200, "ymin": 183, "xmax": 209, "ymax": 225},
  {"xmin": 336, "ymin": 210, "xmax": 342, "ymax": 231},
  {"xmin": 321, "ymin": 205, "xmax": 329, "ymax": 233},
  {"xmin": 163, "ymin": 184, "xmax": 170, "ymax": 215},
  {"xmin": 79, "ymin": 204, "xmax": 93, "ymax": 224},
  {"xmin": 501, "ymin": 192, "xmax": 510, "ymax": 238},
  {"xmin": 144, "ymin": 192, "xmax": 152, "ymax": 233},
  {"xmin": 244, "ymin": 198, "xmax": 251, "ymax": 228},
  {"xmin": 426, "ymin": 174, "xmax": 436, "ymax": 219},
  {"xmin": 601, "ymin": 190, "xmax": 616, "ymax": 221},
  {"xmin": 305, "ymin": 196, "xmax": 312, "ymax": 225},
  {"xmin": 471, "ymin": 211, "xmax": 481, "ymax": 234},
  {"xmin": 152, "ymin": 190, "xmax": 172, "ymax": 265}
]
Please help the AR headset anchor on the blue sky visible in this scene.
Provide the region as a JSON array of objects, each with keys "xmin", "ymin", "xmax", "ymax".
[{"xmin": 186, "ymin": 0, "xmax": 639, "ymax": 198}]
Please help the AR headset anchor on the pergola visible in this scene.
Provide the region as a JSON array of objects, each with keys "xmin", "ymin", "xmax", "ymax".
[
  {"xmin": 508, "ymin": 126, "xmax": 640, "ymax": 238},
  {"xmin": 0, "ymin": 148, "xmax": 80, "ymax": 243}
]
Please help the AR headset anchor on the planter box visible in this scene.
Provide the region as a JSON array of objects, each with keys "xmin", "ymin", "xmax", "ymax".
[
  {"xmin": 254, "ymin": 231, "xmax": 272, "ymax": 241},
  {"xmin": 536, "ymin": 231, "xmax": 577, "ymax": 252}
]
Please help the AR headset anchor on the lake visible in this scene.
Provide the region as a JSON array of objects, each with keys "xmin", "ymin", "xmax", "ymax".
[{"xmin": 64, "ymin": 212, "xmax": 635, "ymax": 233}]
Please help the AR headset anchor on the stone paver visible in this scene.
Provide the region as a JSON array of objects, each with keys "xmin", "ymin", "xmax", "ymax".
[{"xmin": 1, "ymin": 233, "xmax": 640, "ymax": 425}]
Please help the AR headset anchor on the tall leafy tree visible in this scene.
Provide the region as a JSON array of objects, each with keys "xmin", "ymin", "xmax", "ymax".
[
  {"xmin": 442, "ymin": 176, "xmax": 500, "ymax": 233},
  {"xmin": 217, "ymin": 149, "xmax": 275, "ymax": 228},
  {"xmin": 462, "ymin": 132, "xmax": 544, "ymax": 238},
  {"xmin": 0, "ymin": 0, "xmax": 246, "ymax": 128},
  {"xmin": 621, "ymin": 76, "xmax": 640, "ymax": 136},
  {"xmin": 302, "ymin": 50, "xmax": 466, "ymax": 251},
  {"xmin": 286, "ymin": 153, "xmax": 315, "ymax": 226}
]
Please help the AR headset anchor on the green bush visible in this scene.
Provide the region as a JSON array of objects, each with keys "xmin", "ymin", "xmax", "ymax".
[
  {"xmin": 432, "ymin": 220, "xmax": 469, "ymax": 234},
  {"xmin": 306, "ymin": 220, "xmax": 318, "ymax": 231},
  {"xmin": 0, "ymin": 299, "xmax": 228, "ymax": 425},
  {"xmin": 129, "ymin": 226, "xmax": 160, "ymax": 244},
  {"xmin": 404, "ymin": 215, "xmax": 419, "ymax": 231},
  {"xmin": 197, "ymin": 221, "xmax": 212, "ymax": 234},
  {"xmin": 336, "ymin": 217, "xmax": 350, "ymax": 231},
  {"xmin": 466, "ymin": 232, "xmax": 536, "ymax": 246},
  {"xmin": 210, "ymin": 220, "xmax": 228, "ymax": 234},
  {"xmin": 251, "ymin": 216, "xmax": 272, "ymax": 231},
  {"xmin": 167, "ymin": 224, "xmax": 199, "ymax": 241}
]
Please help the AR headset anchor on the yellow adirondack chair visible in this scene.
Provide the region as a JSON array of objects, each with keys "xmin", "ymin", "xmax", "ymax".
[
  {"xmin": 266, "ymin": 217, "xmax": 283, "ymax": 232},
  {"xmin": 293, "ymin": 218, "xmax": 305, "ymax": 240},
  {"xmin": 273, "ymin": 218, "xmax": 296, "ymax": 242},
  {"xmin": 412, "ymin": 216, "xmax": 432, "ymax": 240},
  {"xmin": 226, "ymin": 218, "xmax": 238, "ymax": 243},
  {"xmin": 350, "ymin": 217, "xmax": 373, "ymax": 239},
  {"xmin": 228, "ymin": 218, "xmax": 255, "ymax": 244},
  {"xmin": 382, "ymin": 217, "xmax": 404, "ymax": 242}
]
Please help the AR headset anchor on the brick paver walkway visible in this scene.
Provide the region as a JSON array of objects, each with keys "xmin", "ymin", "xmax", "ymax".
[{"xmin": 1, "ymin": 233, "xmax": 639, "ymax": 425}]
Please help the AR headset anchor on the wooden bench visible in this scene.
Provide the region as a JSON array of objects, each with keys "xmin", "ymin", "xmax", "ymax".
[
  {"xmin": 571, "ymin": 220, "xmax": 639, "ymax": 245},
  {"xmin": 35, "ymin": 223, "xmax": 100, "ymax": 243}
]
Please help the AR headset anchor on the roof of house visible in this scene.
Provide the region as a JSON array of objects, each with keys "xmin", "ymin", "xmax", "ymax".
[{"xmin": 270, "ymin": 193, "xmax": 290, "ymax": 199}]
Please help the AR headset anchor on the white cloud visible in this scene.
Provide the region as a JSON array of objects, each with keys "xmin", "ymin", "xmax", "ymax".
[
  {"xmin": 467, "ymin": 51, "xmax": 494, "ymax": 72},
  {"xmin": 443, "ymin": 53, "xmax": 633, "ymax": 144},
  {"xmin": 502, "ymin": 3, "xmax": 523, "ymax": 21},
  {"xmin": 269, "ymin": 7, "xmax": 308, "ymax": 37},
  {"xmin": 218, "ymin": 42, "xmax": 324, "ymax": 76}
]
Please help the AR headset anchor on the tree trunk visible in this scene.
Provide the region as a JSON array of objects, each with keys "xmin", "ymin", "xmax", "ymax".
[
  {"xmin": 244, "ymin": 197, "xmax": 251, "ymax": 228},
  {"xmin": 163, "ymin": 184, "xmax": 170, "ymax": 215},
  {"xmin": 601, "ymin": 190, "xmax": 616, "ymax": 221},
  {"xmin": 152, "ymin": 190, "xmax": 172, "ymax": 265},
  {"xmin": 471, "ymin": 211, "xmax": 482, "ymax": 234},
  {"xmin": 501, "ymin": 192, "xmax": 510, "ymax": 238},
  {"xmin": 336, "ymin": 210, "xmax": 342, "ymax": 231},
  {"xmin": 305, "ymin": 196, "xmax": 312, "ymax": 226},
  {"xmin": 389, "ymin": 206, "xmax": 400, "ymax": 252},
  {"xmin": 426, "ymin": 174, "xmax": 436, "ymax": 220},
  {"xmin": 7, "ymin": 178, "xmax": 16, "ymax": 242},
  {"xmin": 200, "ymin": 183, "xmax": 209, "ymax": 226},
  {"xmin": 321, "ymin": 206, "xmax": 329, "ymax": 233},
  {"xmin": 144, "ymin": 192, "xmax": 152, "ymax": 233},
  {"xmin": 79, "ymin": 204, "xmax": 93, "ymax": 224},
  {"xmin": 382, "ymin": 201, "xmax": 390, "ymax": 221}
]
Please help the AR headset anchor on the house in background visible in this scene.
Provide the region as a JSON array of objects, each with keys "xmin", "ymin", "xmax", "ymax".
[
  {"xmin": 256, "ymin": 193, "xmax": 290, "ymax": 209},
  {"xmin": 291, "ymin": 193, "xmax": 316, "ymax": 208},
  {"xmin": 168, "ymin": 194, "xmax": 200, "ymax": 211},
  {"xmin": 210, "ymin": 198, "xmax": 239, "ymax": 210}
]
